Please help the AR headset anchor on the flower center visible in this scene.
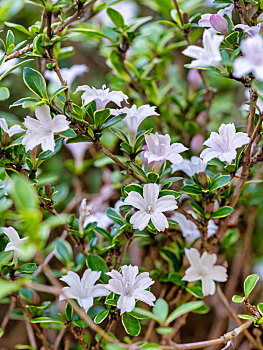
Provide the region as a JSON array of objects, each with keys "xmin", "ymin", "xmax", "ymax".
[
  {"xmin": 145, "ymin": 205, "xmax": 154, "ymax": 214},
  {"xmin": 124, "ymin": 281, "xmax": 131, "ymax": 296}
]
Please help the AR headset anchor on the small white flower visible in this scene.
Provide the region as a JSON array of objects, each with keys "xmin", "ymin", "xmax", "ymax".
[
  {"xmin": 234, "ymin": 24, "xmax": 263, "ymax": 36},
  {"xmin": 2, "ymin": 226, "xmax": 28, "ymax": 263},
  {"xmin": 182, "ymin": 248, "xmax": 228, "ymax": 296},
  {"xmin": 0, "ymin": 118, "xmax": 24, "ymax": 137},
  {"xmin": 75, "ymin": 84, "xmax": 128, "ymax": 109},
  {"xmin": 106, "ymin": 265, "xmax": 156, "ymax": 315},
  {"xmin": 144, "ymin": 133, "xmax": 187, "ymax": 171},
  {"xmin": 233, "ymin": 35, "xmax": 263, "ymax": 80},
  {"xmin": 22, "ymin": 105, "xmax": 70, "ymax": 152},
  {"xmin": 45, "ymin": 64, "xmax": 89, "ymax": 86},
  {"xmin": 200, "ymin": 123, "xmax": 250, "ymax": 164},
  {"xmin": 171, "ymin": 211, "xmax": 218, "ymax": 243},
  {"xmin": 111, "ymin": 104, "xmax": 159, "ymax": 145},
  {"xmin": 171, "ymin": 156, "xmax": 207, "ymax": 178},
  {"xmin": 85, "ymin": 212, "xmax": 112, "ymax": 230},
  {"xmin": 198, "ymin": 5, "xmax": 234, "ymax": 34},
  {"xmin": 59, "ymin": 269, "xmax": 109, "ymax": 313},
  {"xmin": 124, "ymin": 183, "xmax": 178, "ymax": 232},
  {"xmin": 66, "ymin": 141, "xmax": 91, "ymax": 169},
  {"xmin": 182, "ymin": 29, "xmax": 224, "ymax": 68},
  {"xmin": 79, "ymin": 199, "xmax": 92, "ymax": 235}
]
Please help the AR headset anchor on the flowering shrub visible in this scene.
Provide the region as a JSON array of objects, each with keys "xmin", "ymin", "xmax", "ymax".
[{"xmin": 1, "ymin": 0, "xmax": 263, "ymax": 349}]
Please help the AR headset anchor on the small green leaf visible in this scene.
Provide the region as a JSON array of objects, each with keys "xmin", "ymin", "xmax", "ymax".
[
  {"xmin": 54, "ymin": 238, "xmax": 73, "ymax": 266},
  {"xmin": 65, "ymin": 303, "xmax": 73, "ymax": 321},
  {"xmin": 258, "ymin": 303, "xmax": 263, "ymax": 316},
  {"xmin": 0, "ymin": 87, "xmax": 10, "ymax": 101},
  {"xmin": 94, "ymin": 108, "xmax": 111, "ymax": 129},
  {"xmin": 94, "ymin": 309, "xmax": 109, "ymax": 324},
  {"xmin": 86, "ymin": 254, "xmax": 109, "ymax": 283},
  {"xmin": 0, "ymin": 59, "xmax": 34, "ymax": 81},
  {"xmin": 211, "ymin": 206, "xmax": 234, "ymax": 219},
  {"xmin": 238, "ymin": 314, "xmax": 257, "ymax": 322},
  {"xmin": 121, "ymin": 313, "xmax": 141, "ymax": 336},
  {"xmin": 23, "ymin": 67, "xmax": 48, "ymax": 99},
  {"xmin": 17, "ymin": 263, "xmax": 38, "ymax": 274},
  {"xmin": 156, "ymin": 327, "xmax": 173, "ymax": 335},
  {"xmin": 106, "ymin": 208, "xmax": 124, "ymax": 226},
  {"xmin": 0, "ymin": 328, "xmax": 3, "ymax": 338},
  {"xmin": 182, "ymin": 185, "xmax": 202, "ymax": 195},
  {"xmin": 153, "ymin": 299, "xmax": 169, "ymax": 323},
  {"xmin": 30, "ymin": 317, "xmax": 63, "ymax": 324},
  {"xmin": 106, "ymin": 8, "xmax": 125, "ymax": 28},
  {"xmin": 39, "ymin": 137, "xmax": 64, "ymax": 160},
  {"xmin": 232, "ymin": 295, "xmax": 245, "ymax": 303},
  {"xmin": 209, "ymin": 175, "xmax": 231, "ymax": 191},
  {"xmin": 165, "ymin": 301, "xmax": 204, "ymax": 325},
  {"xmin": 71, "ymin": 28, "xmax": 114, "ymax": 42},
  {"xmin": 244, "ymin": 274, "xmax": 259, "ymax": 298}
]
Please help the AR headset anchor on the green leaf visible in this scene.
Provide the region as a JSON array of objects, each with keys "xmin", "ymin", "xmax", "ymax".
[
  {"xmin": 9, "ymin": 174, "xmax": 38, "ymax": 211},
  {"xmin": 238, "ymin": 314, "xmax": 257, "ymax": 322},
  {"xmin": 17, "ymin": 263, "xmax": 38, "ymax": 274},
  {"xmin": 209, "ymin": 175, "xmax": 231, "ymax": 191},
  {"xmin": 106, "ymin": 208, "xmax": 124, "ymax": 226},
  {"xmin": 50, "ymin": 86, "xmax": 68, "ymax": 102},
  {"xmin": 110, "ymin": 127, "xmax": 129, "ymax": 143},
  {"xmin": 156, "ymin": 327, "xmax": 173, "ymax": 335},
  {"xmin": 71, "ymin": 28, "xmax": 114, "ymax": 42},
  {"xmin": 0, "ymin": 328, "xmax": 3, "ymax": 338},
  {"xmin": 94, "ymin": 309, "xmax": 109, "ymax": 324},
  {"xmin": 106, "ymin": 7, "xmax": 125, "ymax": 28},
  {"xmin": 86, "ymin": 254, "xmax": 109, "ymax": 283},
  {"xmin": 0, "ymin": 59, "xmax": 34, "ymax": 81},
  {"xmin": 258, "ymin": 303, "xmax": 263, "ymax": 316},
  {"xmin": 0, "ymin": 87, "xmax": 10, "ymax": 101},
  {"xmin": 222, "ymin": 229, "xmax": 240, "ymax": 249},
  {"xmin": 211, "ymin": 206, "xmax": 234, "ymax": 219},
  {"xmin": 60, "ymin": 128, "xmax": 76, "ymax": 138},
  {"xmin": 94, "ymin": 108, "xmax": 111, "ymax": 129},
  {"xmin": 23, "ymin": 67, "xmax": 48, "ymax": 99},
  {"xmin": 165, "ymin": 301, "xmax": 204, "ymax": 325},
  {"xmin": 102, "ymin": 113, "xmax": 126, "ymax": 130},
  {"xmin": 244, "ymin": 274, "xmax": 259, "ymax": 298},
  {"xmin": 153, "ymin": 299, "xmax": 169, "ymax": 323},
  {"xmin": 182, "ymin": 185, "xmax": 202, "ymax": 195},
  {"xmin": 121, "ymin": 313, "xmax": 141, "ymax": 336},
  {"xmin": 30, "ymin": 317, "xmax": 63, "ymax": 324},
  {"xmin": 65, "ymin": 303, "xmax": 73, "ymax": 321},
  {"xmin": 54, "ymin": 238, "xmax": 73, "ymax": 266},
  {"xmin": 5, "ymin": 22, "xmax": 31, "ymax": 35},
  {"xmin": 0, "ymin": 251, "xmax": 12, "ymax": 266},
  {"xmin": 232, "ymin": 295, "xmax": 245, "ymax": 303},
  {"xmin": 10, "ymin": 97, "xmax": 39, "ymax": 108},
  {"xmin": 39, "ymin": 137, "xmax": 64, "ymax": 160}
]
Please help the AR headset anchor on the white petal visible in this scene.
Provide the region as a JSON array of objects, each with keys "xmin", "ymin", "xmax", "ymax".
[
  {"xmin": 155, "ymin": 195, "xmax": 178, "ymax": 212},
  {"xmin": 132, "ymin": 289, "xmax": 156, "ymax": 306},
  {"xmin": 130, "ymin": 210, "xmax": 151, "ymax": 230},
  {"xmin": 117, "ymin": 295, "xmax": 136, "ymax": 315},
  {"xmin": 150, "ymin": 211, "xmax": 169, "ymax": 232},
  {"xmin": 143, "ymin": 183, "xmax": 159, "ymax": 207},
  {"xmin": 124, "ymin": 191, "xmax": 145, "ymax": 210}
]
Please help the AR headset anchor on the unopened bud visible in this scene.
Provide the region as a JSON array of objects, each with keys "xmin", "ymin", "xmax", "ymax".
[
  {"xmin": 79, "ymin": 198, "xmax": 92, "ymax": 235},
  {"xmin": 209, "ymin": 14, "xmax": 229, "ymax": 36},
  {"xmin": 197, "ymin": 111, "xmax": 207, "ymax": 127},
  {"xmin": 183, "ymin": 12, "xmax": 189, "ymax": 25},
  {"xmin": 205, "ymin": 202, "xmax": 214, "ymax": 214},
  {"xmin": 188, "ymin": 69, "xmax": 202, "ymax": 91},
  {"xmin": 1, "ymin": 132, "xmax": 11, "ymax": 147},
  {"xmin": 197, "ymin": 171, "xmax": 208, "ymax": 188},
  {"xmin": 45, "ymin": 184, "xmax": 52, "ymax": 197},
  {"xmin": 190, "ymin": 134, "xmax": 204, "ymax": 154}
]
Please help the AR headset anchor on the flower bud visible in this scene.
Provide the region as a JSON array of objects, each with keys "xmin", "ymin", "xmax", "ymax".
[
  {"xmin": 45, "ymin": 184, "xmax": 52, "ymax": 197},
  {"xmin": 209, "ymin": 14, "xmax": 229, "ymax": 36},
  {"xmin": 197, "ymin": 112, "xmax": 207, "ymax": 127},
  {"xmin": 188, "ymin": 69, "xmax": 202, "ymax": 91},
  {"xmin": 79, "ymin": 198, "xmax": 92, "ymax": 235},
  {"xmin": 190, "ymin": 134, "xmax": 204, "ymax": 154},
  {"xmin": 197, "ymin": 171, "xmax": 208, "ymax": 188},
  {"xmin": 1, "ymin": 132, "xmax": 11, "ymax": 147}
]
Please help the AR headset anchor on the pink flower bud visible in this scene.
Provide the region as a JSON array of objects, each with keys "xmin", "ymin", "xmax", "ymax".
[
  {"xmin": 197, "ymin": 112, "xmax": 207, "ymax": 127},
  {"xmin": 187, "ymin": 69, "xmax": 202, "ymax": 90},
  {"xmin": 190, "ymin": 134, "xmax": 204, "ymax": 154},
  {"xmin": 209, "ymin": 14, "xmax": 229, "ymax": 36}
]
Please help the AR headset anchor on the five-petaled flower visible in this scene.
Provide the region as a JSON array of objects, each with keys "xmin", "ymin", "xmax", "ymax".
[
  {"xmin": 59, "ymin": 269, "xmax": 109, "ymax": 313},
  {"xmin": 0, "ymin": 118, "xmax": 24, "ymax": 137},
  {"xmin": 182, "ymin": 248, "xmax": 228, "ymax": 296},
  {"xmin": 200, "ymin": 123, "xmax": 249, "ymax": 164},
  {"xmin": 2, "ymin": 226, "xmax": 28, "ymax": 263},
  {"xmin": 106, "ymin": 265, "xmax": 156, "ymax": 315},
  {"xmin": 75, "ymin": 84, "xmax": 128, "ymax": 109},
  {"xmin": 22, "ymin": 105, "xmax": 70, "ymax": 152},
  {"xmin": 124, "ymin": 183, "xmax": 178, "ymax": 232},
  {"xmin": 111, "ymin": 104, "xmax": 159, "ymax": 145},
  {"xmin": 233, "ymin": 35, "xmax": 263, "ymax": 80},
  {"xmin": 182, "ymin": 29, "xmax": 224, "ymax": 68},
  {"xmin": 144, "ymin": 133, "xmax": 187, "ymax": 171}
]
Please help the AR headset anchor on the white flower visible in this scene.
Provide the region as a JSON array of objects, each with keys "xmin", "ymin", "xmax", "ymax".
[
  {"xmin": 66, "ymin": 141, "xmax": 91, "ymax": 169},
  {"xmin": 106, "ymin": 265, "xmax": 155, "ymax": 315},
  {"xmin": 171, "ymin": 211, "xmax": 218, "ymax": 243},
  {"xmin": 79, "ymin": 199, "xmax": 92, "ymax": 235},
  {"xmin": 75, "ymin": 84, "xmax": 128, "ymax": 109},
  {"xmin": 111, "ymin": 104, "xmax": 159, "ymax": 145},
  {"xmin": 234, "ymin": 24, "xmax": 263, "ymax": 36},
  {"xmin": 22, "ymin": 105, "xmax": 70, "ymax": 152},
  {"xmin": 45, "ymin": 64, "xmax": 89, "ymax": 86},
  {"xmin": 200, "ymin": 123, "xmax": 250, "ymax": 164},
  {"xmin": 0, "ymin": 50, "xmax": 19, "ymax": 76},
  {"xmin": 182, "ymin": 248, "xmax": 228, "ymax": 296},
  {"xmin": 2, "ymin": 226, "xmax": 28, "ymax": 263},
  {"xmin": 182, "ymin": 29, "xmax": 224, "ymax": 68},
  {"xmin": 0, "ymin": 118, "xmax": 24, "ymax": 137},
  {"xmin": 198, "ymin": 5, "xmax": 234, "ymax": 34},
  {"xmin": 171, "ymin": 156, "xmax": 206, "ymax": 178},
  {"xmin": 233, "ymin": 35, "xmax": 263, "ymax": 80},
  {"xmin": 124, "ymin": 183, "xmax": 178, "ymax": 232},
  {"xmin": 85, "ymin": 212, "xmax": 112, "ymax": 230},
  {"xmin": 59, "ymin": 269, "xmax": 109, "ymax": 313},
  {"xmin": 144, "ymin": 133, "xmax": 188, "ymax": 171}
]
